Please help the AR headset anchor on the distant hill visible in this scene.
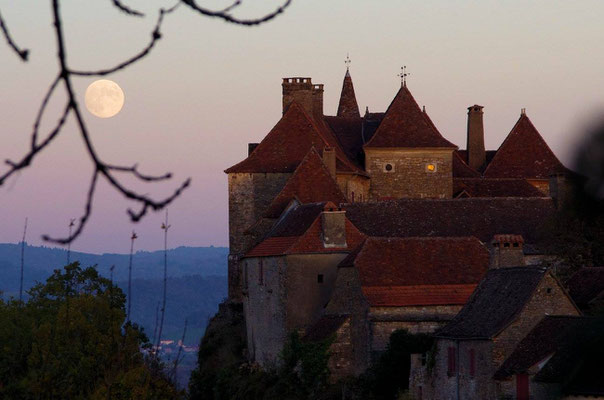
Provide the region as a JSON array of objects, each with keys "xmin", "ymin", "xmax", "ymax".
[
  {"xmin": 0, "ymin": 243, "xmax": 228, "ymax": 348},
  {"xmin": 0, "ymin": 243, "xmax": 228, "ymax": 296}
]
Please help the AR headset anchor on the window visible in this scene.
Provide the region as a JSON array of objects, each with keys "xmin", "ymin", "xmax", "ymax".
[
  {"xmin": 546, "ymin": 287, "xmax": 552, "ymax": 294},
  {"xmin": 317, "ymin": 274, "xmax": 324, "ymax": 283},
  {"xmin": 426, "ymin": 163, "xmax": 437, "ymax": 172},
  {"xmin": 469, "ymin": 349, "xmax": 476, "ymax": 377},
  {"xmin": 259, "ymin": 259, "xmax": 264, "ymax": 285},
  {"xmin": 351, "ymin": 191, "xmax": 355, "ymax": 203},
  {"xmin": 384, "ymin": 163, "xmax": 394, "ymax": 172},
  {"xmin": 447, "ymin": 346, "xmax": 456, "ymax": 375},
  {"xmin": 421, "ymin": 353, "xmax": 427, "ymax": 366}
]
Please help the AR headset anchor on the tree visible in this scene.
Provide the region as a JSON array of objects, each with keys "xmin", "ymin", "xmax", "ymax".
[
  {"xmin": 0, "ymin": 0, "xmax": 291, "ymax": 244},
  {"xmin": 0, "ymin": 262, "xmax": 182, "ymax": 399}
]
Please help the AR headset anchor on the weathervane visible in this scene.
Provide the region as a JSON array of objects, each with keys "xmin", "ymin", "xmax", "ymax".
[
  {"xmin": 345, "ymin": 53, "xmax": 351, "ymax": 71},
  {"xmin": 398, "ymin": 65, "xmax": 410, "ymax": 86}
]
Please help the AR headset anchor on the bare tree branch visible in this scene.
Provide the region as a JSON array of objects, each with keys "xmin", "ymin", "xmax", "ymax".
[
  {"xmin": 111, "ymin": 0, "xmax": 144, "ymax": 17},
  {"xmin": 70, "ymin": 7, "xmax": 172, "ymax": 77},
  {"xmin": 106, "ymin": 163, "xmax": 173, "ymax": 182},
  {"xmin": 31, "ymin": 74, "xmax": 61, "ymax": 149},
  {"xmin": 0, "ymin": 9, "xmax": 28, "ymax": 61},
  {"xmin": 220, "ymin": 0, "xmax": 242, "ymax": 13},
  {"xmin": 181, "ymin": 0, "xmax": 292, "ymax": 26}
]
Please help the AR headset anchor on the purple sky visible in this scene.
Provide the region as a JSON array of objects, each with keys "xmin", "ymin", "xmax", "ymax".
[{"xmin": 2, "ymin": 0, "xmax": 604, "ymax": 253}]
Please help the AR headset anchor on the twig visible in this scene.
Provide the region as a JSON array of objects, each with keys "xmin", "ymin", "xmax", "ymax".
[
  {"xmin": 19, "ymin": 217, "xmax": 28, "ymax": 302},
  {"xmin": 0, "ymin": 9, "xmax": 28, "ymax": 61},
  {"xmin": 155, "ymin": 210, "xmax": 170, "ymax": 359},
  {"xmin": 126, "ymin": 230, "xmax": 137, "ymax": 322},
  {"xmin": 181, "ymin": 0, "xmax": 292, "ymax": 26},
  {"xmin": 111, "ymin": 0, "xmax": 144, "ymax": 17}
]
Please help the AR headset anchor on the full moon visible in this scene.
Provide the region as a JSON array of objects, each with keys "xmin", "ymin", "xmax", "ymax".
[{"xmin": 84, "ymin": 79, "xmax": 125, "ymax": 118}]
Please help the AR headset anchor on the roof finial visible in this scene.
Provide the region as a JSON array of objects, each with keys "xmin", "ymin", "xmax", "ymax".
[
  {"xmin": 422, "ymin": 105, "xmax": 426, "ymax": 113},
  {"xmin": 521, "ymin": 108, "xmax": 526, "ymax": 116},
  {"xmin": 345, "ymin": 53, "xmax": 351, "ymax": 72},
  {"xmin": 398, "ymin": 65, "xmax": 410, "ymax": 87}
]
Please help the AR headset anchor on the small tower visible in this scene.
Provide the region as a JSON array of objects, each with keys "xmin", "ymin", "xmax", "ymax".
[{"xmin": 336, "ymin": 55, "xmax": 360, "ymax": 118}]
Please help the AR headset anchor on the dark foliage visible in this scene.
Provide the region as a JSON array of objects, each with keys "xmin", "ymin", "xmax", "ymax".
[{"xmin": 0, "ymin": 262, "xmax": 182, "ymax": 399}]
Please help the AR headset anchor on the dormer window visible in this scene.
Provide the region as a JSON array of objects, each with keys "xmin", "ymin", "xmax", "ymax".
[{"xmin": 426, "ymin": 163, "xmax": 437, "ymax": 172}]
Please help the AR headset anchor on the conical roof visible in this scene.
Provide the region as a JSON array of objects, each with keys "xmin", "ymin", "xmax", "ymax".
[
  {"xmin": 365, "ymin": 85, "xmax": 457, "ymax": 149},
  {"xmin": 484, "ymin": 114, "xmax": 567, "ymax": 179},
  {"xmin": 263, "ymin": 148, "xmax": 347, "ymax": 218},
  {"xmin": 336, "ymin": 70, "xmax": 360, "ymax": 118}
]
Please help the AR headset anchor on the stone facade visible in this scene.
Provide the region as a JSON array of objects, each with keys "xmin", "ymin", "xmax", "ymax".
[
  {"xmin": 336, "ymin": 173, "xmax": 370, "ymax": 203},
  {"xmin": 365, "ymin": 148, "xmax": 453, "ymax": 200}
]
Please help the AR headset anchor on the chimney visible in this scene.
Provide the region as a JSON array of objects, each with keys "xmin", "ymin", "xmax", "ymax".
[
  {"xmin": 490, "ymin": 234, "xmax": 525, "ymax": 268},
  {"xmin": 248, "ymin": 143, "xmax": 259, "ymax": 156},
  {"xmin": 322, "ymin": 208, "xmax": 347, "ymax": 248},
  {"xmin": 322, "ymin": 147, "xmax": 336, "ymax": 179},
  {"xmin": 467, "ymin": 105, "xmax": 486, "ymax": 171},
  {"xmin": 282, "ymin": 77, "xmax": 320, "ymax": 116},
  {"xmin": 312, "ymin": 84, "xmax": 324, "ymax": 116}
]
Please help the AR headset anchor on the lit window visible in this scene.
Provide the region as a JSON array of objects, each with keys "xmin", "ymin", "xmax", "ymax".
[{"xmin": 426, "ymin": 163, "xmax": 437, "ymax": 172}]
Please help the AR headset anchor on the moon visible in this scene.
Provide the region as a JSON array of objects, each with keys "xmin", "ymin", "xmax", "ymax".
[{"xmin": 84, "ymin": 79, "xmax": 125, "ymax": 118}]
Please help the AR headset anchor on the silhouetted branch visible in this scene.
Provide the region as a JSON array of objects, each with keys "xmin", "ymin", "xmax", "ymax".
[
  {"xmin": 171, "ymin": 318, "xmax": 188, "ymax": 382},
  {"xmin": 181, "ymin": 0, "xmax": 292, "ymax": 26},
  {"xmin": 1, "ymin": 0, "xmax": 290, "ymax": 244},
  {"xmin": 0, "ymin": 9, "xmax": 28, "ymax": 61},
  {"xmin": 19, "ymin": 217, "xmax": 28, "ymax": 302},
  {"xmin": 70, "ymin": 7, "xmax": 172, "ymax": 77},
  {"xmin": 111, "ymin": 0, "xmax": 144, "ymax": 17},
  {"xmin": 155, "ymin": 210, "xmax": 170, "ymax": 360}
]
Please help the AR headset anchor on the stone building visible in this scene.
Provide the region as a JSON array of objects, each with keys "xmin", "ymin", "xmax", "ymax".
[
  {"xmin": 223, "ymin": 65, "xmax": 576, "ymax": 386},
  {"xmin": 413, "ymin": 266, "xmax": 580, "ymax": 400}
]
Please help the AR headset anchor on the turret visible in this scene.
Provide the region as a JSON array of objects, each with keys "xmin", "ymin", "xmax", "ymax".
[{"xmin": 282, "ymin": 77, "xmax": 324, "ymax": 117}]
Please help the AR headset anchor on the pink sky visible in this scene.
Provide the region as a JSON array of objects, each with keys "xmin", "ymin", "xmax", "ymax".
[{"xmin": 1, "ymin": 0, "xmax": 604, "ymax": 253}]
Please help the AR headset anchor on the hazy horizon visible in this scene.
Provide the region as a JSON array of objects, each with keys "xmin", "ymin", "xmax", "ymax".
[{"xmin": 2, "ymin": 0, "xmax": 604, "ymax": 253}]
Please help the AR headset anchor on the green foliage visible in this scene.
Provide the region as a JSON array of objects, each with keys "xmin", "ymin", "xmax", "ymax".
[{"xmin": 0, "ymin": 262, "xmax": 182, "ymax": 400}]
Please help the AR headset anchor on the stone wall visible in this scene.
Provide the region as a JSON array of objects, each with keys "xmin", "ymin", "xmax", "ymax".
[
  {"xmin": 492, "ymin": 272, "xmax": 580, "ymax": 366},
  {"xmin": 369, "ymin": 305, "xmax": 462, "ymax": 352},
  {"xmin": 336, "ymin": 173, "xmax": 370, "ymax": 203},
  {"xmin": 228, "ymin": 172, "xmax": 290, "ymax": 300},
  {"xmin": 365, "ymin": 148, "xmax": 453, "ymax": 200}
]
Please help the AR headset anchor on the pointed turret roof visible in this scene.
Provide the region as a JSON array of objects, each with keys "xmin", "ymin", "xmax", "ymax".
[
  {"xmin": 263, "ymin": 148, "xmax": 347, "ymax": 218},
  {"xmin": 484, "ymin": 113, "xmax": 567, "ymax": 179},
  {"xmin": 364, "ymin": 85, "xmax": 457, "ymax": 149},
  {"xmin": 225, "ymin": 102, "xmax": 363, "ymax": 174},
  {"xmin": 336, "ymin": 69, "xmax": 360, "ymax": 118}
]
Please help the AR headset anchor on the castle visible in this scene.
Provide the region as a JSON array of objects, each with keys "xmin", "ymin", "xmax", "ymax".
[{"xmin": 223, "ymin": 67, "xmax": 588, "ymax": 398}]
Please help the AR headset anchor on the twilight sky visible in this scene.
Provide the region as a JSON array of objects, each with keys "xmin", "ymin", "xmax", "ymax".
[{"xmin": 1, "ymin": 0, "xmax": 604, "ymax": 253}]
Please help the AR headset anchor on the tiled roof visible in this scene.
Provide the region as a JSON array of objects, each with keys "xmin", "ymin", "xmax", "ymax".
[
  {"xmin": 225, "ymin": 102, "xmax": 362, "ymax": 174},
  {"xmin": 343, "ymin": 198, "xmax": 556, "ymax": 243},
  {"xmin": 494, "ymin": 316, "xmax": 592, "ymax": 380},
  {"xmin": 303, "ymin": 315, "xmax": 349, "ymax": 342},
  {"xmin": 364, "ymin": 85, "xmax": 457, "ymax": 149},
  {"xmin": 436, "ymin": 267, "xmax": 546, "ymax": 339},
  {"xmin": 453, "ymin": 151, "xmax": 481, "ymax": 178},
  {"xmin": 457, "ymin": 150, "xmax": 497, "ymax": 168},
  {"xmin": 336, "ymin": 70, "xmax": 360, "ymax": 118},
  {"xmin": 362, "ymin": 284, "xmax": 477, "ymax": 307},
  {"xmin": 566, "ymin": 267, "xmax": 604, "ymax": 309},
  {"xmin": 453, "ymin": 178, "xmax": 546, "ymax": 198},
  {"xmin": 245, "ymin": 202, "xmax": 365, "ymax": 257},
  {"xmin": 324, "ymin": 116, "xmax": 364, "ymax": 166},
  {"xmin": 484, "ymin": 114, "xmax": 568, "ymax": 179},
  {"xmin": 263, "ymin": 148, "xmax": 347, "ymax": 218},
  {"xmin": 348, "ymin": 237, "xmax": 489, "ymax": 307}
]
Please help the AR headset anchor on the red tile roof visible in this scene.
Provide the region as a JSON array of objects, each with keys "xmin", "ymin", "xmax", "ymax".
[
  {"xmin": 484, "ymin": 114, "xmax": 568, "ymax": 179},
  {"xmin": 364, "ymin": 85, "xmax": 457, "ymax": 149},
  {"xmin": 337, "ymin": 70, "xmax": 360, "ymax": 118},
  {"xmin": 453, "ymin": 151, "xmax": 481, "ymax": 178},
  {"xmin": 225, "ymin": 102, "xmax": 363, "ymax": 174},
  {"xmin": 323, "ymin": 116, "xmax": 364, "ymax": 166},
  {"xmin": 352, "ymin": 237, "xmax": 489, "ymax": 287},
  {"xmin": 245, "ymin": 202, "xmax": 365, "ymax": 257},
  {"xmin": 362, "ymin": 284, "xmax": 477, "ymax": 307},
  {"xmin": 453, "ymin": 178, "xmax": 546, "ymax": 198},
  {"xmin": 263, "ymin": 148, "xmax": 347, "ymax": 218}
]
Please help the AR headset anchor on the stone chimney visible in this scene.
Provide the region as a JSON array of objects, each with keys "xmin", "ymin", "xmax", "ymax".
[
  {"xmin": 322, "ymin": 208, "xmax": 347, "ymax": 248},
  {"xmin": 282, "ymin": 77, "xmax": 323, "ymax": 117},
  {"xmin": 467, "ymin": 105, "xmax": 486, "ymax": 171},
  {"xmin": 248, "ymin": 143, "xmax": 259, "ymax": 156},
  {"xmin": 490, "ymin": 234, "xmax": 525, "ymax": 268},
  {"xmin": 322, "ymin": 147, "xmax": 336, "ymax": 179}
]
